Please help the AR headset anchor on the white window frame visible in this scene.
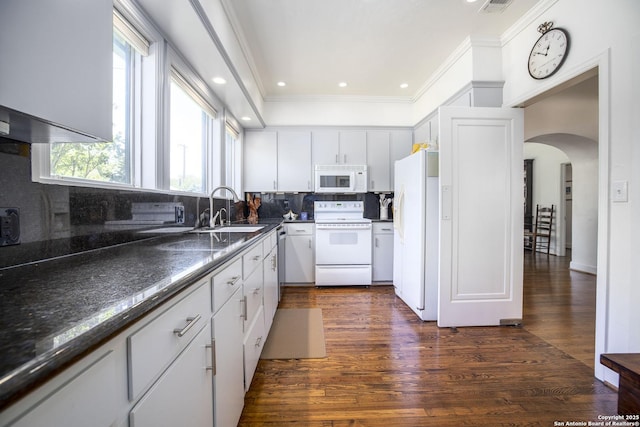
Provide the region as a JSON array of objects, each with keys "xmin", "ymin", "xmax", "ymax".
[
  {"xmin": 31, "ymin": 3, "xmax": 160, "ymax": 191},
  {"xmin": 224, "ymin": 113, "xmax": 243, "ymax": 197},
  {"xmin": 162, "ymin": 46, "xmax": 222, "ymax": 196}
]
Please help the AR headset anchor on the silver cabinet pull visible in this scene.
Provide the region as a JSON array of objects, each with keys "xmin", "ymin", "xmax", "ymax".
[
  {"xmin": 206, "ymin": 339, "xmax": 216, "ymax": 375},
  {"xmin": 252, "ymin": 255, "xmax": 260, "ymax": 261},
  {"xmin": 241, "ymin": 296, "xmax": 248, "ymax": 321},
  {"xmin": 173, "ymin": 314, "xmax": 201, "ymax": 337},
  {"xmin": 255, "ymin": 336, "xmax": 262, "ymax": 348},
  {"xmin": 227, "ymin": 275, "xmax": 241, "ymax": 286},
  {"xmin": 375, "ymin": 237, "xmax": 379, "ymax": 248},
  {"xmin": 253, "ymin": 287, "xmax": 260, "ymax": 295},
  {"xmin": 335, "ymin": 154, "xmax": 338, "ymax": 164}
]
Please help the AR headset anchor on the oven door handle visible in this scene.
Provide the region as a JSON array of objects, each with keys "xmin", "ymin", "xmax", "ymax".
[{"xmin": 316, "ymin": 224, "xmax": 371, "ymax": 230}]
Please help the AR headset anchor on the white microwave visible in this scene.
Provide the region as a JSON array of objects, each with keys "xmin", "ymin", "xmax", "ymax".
[{"xmin": 314, "ymin": 165, "xmax": 368, "ymax": 193}]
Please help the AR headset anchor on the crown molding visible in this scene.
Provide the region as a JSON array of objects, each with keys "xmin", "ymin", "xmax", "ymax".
[{"xmin": 500, "ymin": 0, "xmax": 560, "ymax": 45}]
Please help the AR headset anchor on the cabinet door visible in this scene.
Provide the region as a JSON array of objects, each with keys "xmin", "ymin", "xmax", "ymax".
[
  {"xmin": 367, "ymin": 131, "xmax": 391, "ymax": 192},
  {"xmin": 390, "ymin": 130, "xmax": 413, "ymax": 189},
  {"xmin": 10, "ymin": 352, "xmax": 118, "ymax": 427},
  {"xmin": 373, "ymin": 230, "xmax": 394, "ymax": 282},
  {"xmin": 277, "ymin": 131, "xmax": 312, "ymax": 192},
  {"xmin": 338, "ymin": 130, "xmax": 367, "ymax": 164},
  {"xmin": 244, "ymin": 131, "xmax": 278, "ymax": 192},
  {"xmin": 263, "ymin": 247, "xmax": 279, "ymax": 331},
  {"xmin": 312, "ymin": 130, "xmax": 340, "ymax": 165},
  {"xmin": 129, "ymin": 323, "xmax": 213, "ymax": 427},
  {"xmin": 285, "ymin": 234, "xmax": 315, "ymax": 283},
  {"xmin": 0, "ymin": 0, "xmax": 112, "ymax": 141},
  {"xmin": 213, "ymin": 289, "xmax": 245, "ymax": 427}
]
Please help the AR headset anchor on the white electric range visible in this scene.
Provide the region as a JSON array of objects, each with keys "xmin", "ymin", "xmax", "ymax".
[{"xmin": 314, "ymin": 201, "xmax": 372, "ymax": 286}]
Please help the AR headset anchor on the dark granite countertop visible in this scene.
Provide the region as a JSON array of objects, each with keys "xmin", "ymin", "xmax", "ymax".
[{"xmin": 0, "ymin": 221, "xmax": 280, "ymax": 409}]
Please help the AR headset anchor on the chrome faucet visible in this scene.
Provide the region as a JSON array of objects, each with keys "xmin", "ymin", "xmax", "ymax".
[{"xmin": 209, "ymin": 186, "xmax": 240, "ymax": 228}]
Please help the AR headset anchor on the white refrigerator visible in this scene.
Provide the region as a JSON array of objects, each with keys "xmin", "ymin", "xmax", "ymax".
[{"xmin": 392, "ymin": 150, "xmax": 439, "ymax": 321}]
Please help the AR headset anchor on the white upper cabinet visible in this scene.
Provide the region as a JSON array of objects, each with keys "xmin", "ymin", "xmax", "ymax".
[
  {"xmin": 367, "ymin": 130, "xmax": 412, "ymax": 192},
  {"xmin": 244, "ymin": 130, "xmax": 312, "ymax": 192},
  {"xmin": 366, "ymin": 131, "xmax": 391, "ymax": 192},
  {"xmin": 0, "ymin": 0, "xmax": 113, "ymax": 141},
  {"xmin": 311, "ymin": 130, "xmax": 340, "ymax": 165},
  {"xmin": 338, "ymin": 130, "xmax": 367, "ymax": 164},
  {"xmin": 312, "ymin": 130, "xmax": 366, "ymax": 165},
  {"xmin": 244, "ymin": 131, "xmax": 278, "ymax": 192},
  {"xmin": 277, "ymin": 131, "xmax": 312, "ymax": 192}
]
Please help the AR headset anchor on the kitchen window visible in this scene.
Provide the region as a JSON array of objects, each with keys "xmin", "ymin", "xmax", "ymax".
[
  {"xmin": 225, "ymin": 121, "xmax": 242, "ymax": 197},
  {"xmin": 168, "ymin": 70, "xmax": 216, "ymax": 193}
]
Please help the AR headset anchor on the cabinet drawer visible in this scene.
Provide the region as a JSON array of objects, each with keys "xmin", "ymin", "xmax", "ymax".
[
  {"xmin": 243, "ymin": 267, "xmax": 263, "ymax": 332},
  {"xmin": 128, "ymin": 281, "xmax": 211, "ymax": 400},
  {"xmin": 212, "ymin": 258, "xmax": 242, "ymax": 313},
  {"xmin": 373, "ymin": 222, "xmax": 394, "ymax": 234},
  {"xmin": 243, "ymin": 306, "xmax": 265, "ymax": 392},
  {"xmin": 242, "ymin": 243, "xmax": 263, "ymax": 279},
  {"xmin": 285, "ymin": 223, "xmax": 313, "ymax": 235}
]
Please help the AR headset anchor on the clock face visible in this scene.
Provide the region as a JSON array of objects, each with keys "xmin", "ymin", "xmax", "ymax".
[{"xmin": 528, "ymin": 28, "xmax": 570, "ymax": 80}]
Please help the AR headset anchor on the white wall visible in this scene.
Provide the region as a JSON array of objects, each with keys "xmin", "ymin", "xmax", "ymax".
[
  {"xmin": 501, "ymin": 0, "xmax": 640, "ymax": 383},
  {"xmin": 525, "ymin": 137, "xmax": 598, "ymax": 274},
  {"xmin": 523, "ymin": 143, "xmax": 568, "ymax": 255}
]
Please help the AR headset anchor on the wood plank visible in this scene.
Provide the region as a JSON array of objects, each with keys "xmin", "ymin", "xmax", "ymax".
[{"xmin": 240, "ymin": 253, "xmax": 615, "ymax": 425}]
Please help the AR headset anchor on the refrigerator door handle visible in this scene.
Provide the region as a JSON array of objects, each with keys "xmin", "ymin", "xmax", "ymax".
[{"xmin": 393, "ymin": 186, "xmax": 405, "ymax": 243}]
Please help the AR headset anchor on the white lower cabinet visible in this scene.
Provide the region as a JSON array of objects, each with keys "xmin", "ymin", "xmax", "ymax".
[
  {"xmin": 212, "ymin": 286, "xmax": 245, "ymax": 427},
  {"xmin": 7, "ymin": 351, "xmax": 119, "ymax": 427},
  {"xmin": 129, "ymin": 323, "xmax": 213, "ymax": 427},
  {"xmin": 284, "ymin": 223, "xmax": 315, "ymax": 283},
  {"xmin": 373, "ymin": 222, "xmax": 394, "ymax": 282},
  {"xmin": 1, "ymin": 229, "xmax": 280, "ymax": 427},
  {"xmin": 263, "ymin": 246, "xmax": 278, "ymax": 332},
  {"xmin": 243, "ymin": 305, "xmax": 266, "ymax": 391}
]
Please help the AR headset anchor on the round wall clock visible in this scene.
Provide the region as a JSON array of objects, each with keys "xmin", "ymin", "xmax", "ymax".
[{"xmin": 528, "ymin": 22, "xmax": 570, "ymax": 80}]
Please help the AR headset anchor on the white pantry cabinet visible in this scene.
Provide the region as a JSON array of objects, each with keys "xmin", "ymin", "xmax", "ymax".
[{"xmin": 0, "ymin": 0, "xmax": 112, "ymax": 141}]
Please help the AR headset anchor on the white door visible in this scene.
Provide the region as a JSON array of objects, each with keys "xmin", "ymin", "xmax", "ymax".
[{"xmin": 438, "ymin": 106, "xmax": 524, "ymax": 327}]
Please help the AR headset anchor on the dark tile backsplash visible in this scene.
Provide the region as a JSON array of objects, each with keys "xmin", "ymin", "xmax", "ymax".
[{"xmin": 0, "ymin": 140, "xmax": 392, "ymax": 268}]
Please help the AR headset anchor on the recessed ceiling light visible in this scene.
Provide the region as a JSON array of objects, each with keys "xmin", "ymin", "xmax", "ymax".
[
  {"xmin": 212, "ymin": 77, "xmax": 226, "ymax": 85},
  {"xmin": 277, "ymin": 81, "xmax": 286, "ymax": 87},
  {"xmin": 466, "ymin": 0, "xmax": 478, "ymax": 3},
  {"xmin": 241, "ymin": 116, "xmax": 251, "ymax": 121},
  {"xmin": 338, "ymin": 82, "xmax": 348, "ymax": 88},
  {"xmin": 400, "ymin": 83, "xmax": 409, "ymax": 89}
]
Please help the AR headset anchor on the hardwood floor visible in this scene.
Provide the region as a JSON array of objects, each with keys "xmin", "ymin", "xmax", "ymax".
[{"xmin": 239, "ymin": 253, "xmax": 616, "ymax": 426}]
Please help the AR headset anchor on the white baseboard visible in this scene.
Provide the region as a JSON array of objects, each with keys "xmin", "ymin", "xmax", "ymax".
[{"xmin": 569, "ymin": 261, "xmax": 597, "ymax": 275}]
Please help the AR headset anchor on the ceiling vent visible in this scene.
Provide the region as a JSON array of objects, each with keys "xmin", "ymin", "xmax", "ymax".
[{"xmin": 479, "ymin": 0, "xmax": 513, "ymax": 14}]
